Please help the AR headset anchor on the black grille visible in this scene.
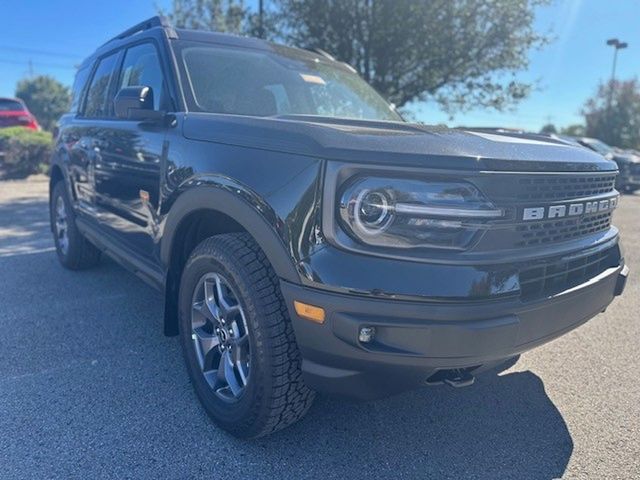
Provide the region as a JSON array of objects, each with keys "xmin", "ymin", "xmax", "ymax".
[
  {"xmin": 516, "ymin": 174, "xmax": 616, "ymax": 201},
  {"xmin": 514, "ymin": 211, "xmax": 613, "ymax": 247},
  {"xmin": 519, "ymin": 247, "xmax": 619, "ymax": 300}
]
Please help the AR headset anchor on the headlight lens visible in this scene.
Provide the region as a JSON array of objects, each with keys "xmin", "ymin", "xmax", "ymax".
[{"xmin": 339, "ymin": 177, "xmax": 503, "ymax": 250}]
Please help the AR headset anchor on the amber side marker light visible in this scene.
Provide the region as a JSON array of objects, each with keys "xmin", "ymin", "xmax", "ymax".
[{"xmin": 294, "ymin": 301, "xmax": 326, "ymax": 324}]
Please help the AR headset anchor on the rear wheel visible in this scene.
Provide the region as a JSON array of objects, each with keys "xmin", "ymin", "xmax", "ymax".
[
  {"xmin": 179, "ymin": 233, "xmax": 315, "ymax": 438},
  {"xmin": 50, "ymin": 182, "xmax": 100, "ymax": 270}
]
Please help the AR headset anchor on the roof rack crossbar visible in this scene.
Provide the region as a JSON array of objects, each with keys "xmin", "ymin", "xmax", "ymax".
[{"xmin": 101, "ymin": 15, "xmax": 177, "ymax": 48}]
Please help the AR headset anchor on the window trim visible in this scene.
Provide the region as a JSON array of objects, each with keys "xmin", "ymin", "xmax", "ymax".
[
  {"xmin": 114, "ymin": 39, "xmax": 172, "ymax": 116},
  {"xmin": 78, "ymin": 36, "xmax": 178, "ymax": 120},
  {"xmin": 79, "ymin": 49, "xmax": 124, "ymax": 119}
]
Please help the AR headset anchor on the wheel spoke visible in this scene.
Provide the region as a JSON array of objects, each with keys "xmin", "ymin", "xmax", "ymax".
[
  {"xmin": 192, "ymin": 327, "xmax": 220, "ymax": 370},
  {"xmin": 234, "ymin": 334, "xmax": 249, "ymax": 348},
  {"xmin": 231, "ymin": 339, "xmax": 249, "ymax": 387},
  {"xmin": 222, "ymin": 350, "xmax": 242, "ymax": 397},
  {"xmin": 204, "ymin": 279, "xmax": 223, "ymax": 320},
  {"xmin": 192, "ymin": 300, "xmax": 216, "ymax": 325},
  {"xmin": 215, "ymin": 275, "xmax": 240, "ymax": 316}
]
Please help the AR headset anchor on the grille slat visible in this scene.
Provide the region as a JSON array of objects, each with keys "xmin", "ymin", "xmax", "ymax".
[
  {"xmin": 470, "ymin": 173, "xmax": 618, "ymax": 252},
  {"xmin": 519, "ymin": 248, "xmax": 618, "ymax": 300},
  {"xmin": 516, "ymin": 175, "xmax": 616, "ymax": 201},
  {"xmin": 513, "ymin": 211, "xmax": 613, "ymax": 247}
]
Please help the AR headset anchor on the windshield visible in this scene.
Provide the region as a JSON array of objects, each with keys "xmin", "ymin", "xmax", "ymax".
[
  {"xmin": 0, "ymin": 99, "xmax": 25, "ymax": 112},
  {"xmin": 178, "ymin": 42, "xmax": 402, "ymax": 122},
  {"xmin": 582, "ymin": 138, "xmax": 612, "ymax": 155}
]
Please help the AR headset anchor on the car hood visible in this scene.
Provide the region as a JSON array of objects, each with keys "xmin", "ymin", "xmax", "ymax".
[{"xmin": 183, "ymin": 113, "xmax": 616, "ymax": 172}]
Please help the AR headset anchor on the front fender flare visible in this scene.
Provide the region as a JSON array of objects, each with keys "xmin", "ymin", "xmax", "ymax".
[{"xmin": 160, "ymin": 183, "xmax": 300, "ymax": 283}]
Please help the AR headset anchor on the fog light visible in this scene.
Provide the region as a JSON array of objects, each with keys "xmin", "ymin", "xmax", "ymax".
[{"xmin": 358, "ymin": 326, "xmax": 376, "ymax": 343}]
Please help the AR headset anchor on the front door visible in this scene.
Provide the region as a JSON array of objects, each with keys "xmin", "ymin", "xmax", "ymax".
[{"xmin": 92, "ymin": 42, "xmax": 169, "ymax": 263}]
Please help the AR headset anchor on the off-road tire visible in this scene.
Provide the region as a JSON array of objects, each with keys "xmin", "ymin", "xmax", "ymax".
[
  {"xmin": 50, "ymin": 182, "xmax": 101, "ymax": 270},
  {"xmin": 178, "ymin": 233, "xmax": 315, "ymax": 438}
]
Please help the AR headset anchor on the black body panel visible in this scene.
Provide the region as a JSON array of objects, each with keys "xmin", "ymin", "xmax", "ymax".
[{"xmin": 49, "ymin": 22, "xmax": 628, "ymax": 399}]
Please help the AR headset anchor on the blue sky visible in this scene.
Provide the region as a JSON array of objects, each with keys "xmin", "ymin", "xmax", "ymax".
[{"xmin": 0, "ymin": 0, "xmax": 638, "ymax": 131}]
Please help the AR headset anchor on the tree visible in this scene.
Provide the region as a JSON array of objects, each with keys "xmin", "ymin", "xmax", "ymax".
[
  {"xmin": 15, "ymin": 76, "xmax": 70, "ymax": 131},
  {"xmin": 162, "ymin": 0, "xmax": 549, "ymax": 112},
  {"xmin": 560, "ymin": 124, "xmax": 585, "ymax": 137},
  {"xmin": 274, "ymin": 0, "xmax": 550, "ymax": 111},
  {"xmin": 160, "ymin": 0, "xmax": 249, "ymax": 34},
  {"xmin": 540, "ymin": 123, "xmax": 557, "ymax": 134},
  {"xmin": 582, "ymin": 78, "xmax": 640, "ymax": 149}
]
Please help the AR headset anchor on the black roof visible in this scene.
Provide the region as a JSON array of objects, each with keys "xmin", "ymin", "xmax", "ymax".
[{"xmin": 81, "ymin": 16, "xmax": 330, "ymax": 69}]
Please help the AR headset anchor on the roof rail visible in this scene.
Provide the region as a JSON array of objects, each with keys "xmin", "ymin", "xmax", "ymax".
[
  {"xmin": 101, "ymin": 16, "xmax": 178, "ymax": 47},
  {"xmin": 314, "ymin": 48, "xmax": 336, "ymax": 61}
]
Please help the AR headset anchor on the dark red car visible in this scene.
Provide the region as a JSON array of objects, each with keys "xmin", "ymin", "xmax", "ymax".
[{"xmin": 0, "ymin": 97, "xmax": 40, "ymax": 130}]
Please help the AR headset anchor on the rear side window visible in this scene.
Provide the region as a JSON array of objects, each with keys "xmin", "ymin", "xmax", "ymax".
[
  {"xmin": 0, "ymin": 99, "xmax": 25, "ymax": 111},
  {"xmin": 117, "ymin": 43, "xmax": 165, "ymax": 111},
  {"xmin": 83, "ymin": 52, "xmax": 119, "ymax": 118},
  {"xmin": 69, "ymin": 66, "xmax": 91, "ymax": 114}
]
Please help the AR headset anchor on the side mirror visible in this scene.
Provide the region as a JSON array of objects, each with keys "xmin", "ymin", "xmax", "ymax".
[{"xmin": 114, "ymin": 86, "xmax": 164, "ymax": 121}]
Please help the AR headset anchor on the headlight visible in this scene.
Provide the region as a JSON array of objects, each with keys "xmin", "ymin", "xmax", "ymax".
[{"xmin": 338, "ymin": 177, "xmax": 503, "ymax": 250}]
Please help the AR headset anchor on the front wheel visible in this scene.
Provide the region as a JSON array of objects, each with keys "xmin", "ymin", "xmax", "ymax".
[{"xmin": 178, "ymin": 233, "xmax": 315, "ymax": 438}]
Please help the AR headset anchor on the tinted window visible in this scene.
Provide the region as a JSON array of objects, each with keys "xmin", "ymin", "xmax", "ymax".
[
  {"xmin": 179, "ymin": 43, "xmax": 401, "ymax": 121},
  {"xmin": 69, "ymin": 66, "xmax": 91, "ymax": 114},
  {"xmin": 83, "ymin": 53, "xmax": 119, "ymax": 118},
  {"xmin": 0, "ymin": 99, "xmax": 25, "ymax": 111},
  {"xmin": 118, "ymin": 43, "xmax": 165, "ymax": 111}
]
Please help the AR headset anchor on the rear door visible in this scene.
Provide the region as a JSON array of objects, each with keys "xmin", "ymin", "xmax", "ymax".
[
  {"xmin": 68, "ymin": 52, "xmax": 121, "ymax": 213},
  {"xmin": 91, "ymin": 41, "xmax": 169, "ymax": 263}
]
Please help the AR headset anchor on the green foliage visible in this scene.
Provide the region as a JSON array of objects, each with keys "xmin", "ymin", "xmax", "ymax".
[
  {"xmin": 160, "ymin": 0, "xmax": 249, "ymax": 33},
  {"xmin": 15, "ymin": 75, "xmax": 70, "ymax": 131},
  {"xmin": 0, "ymin": 127, "xmax": 53, "ymax": 178},
  {"xmin": 540, "ymin": 123, "xmax": 557, "ymax": 134},
  {"xmin": 162, "ymin": 0, "xmax": 550, "ymax": 112},
  {"xmin": 274, "ymin": 0, "xmax": 550, "ymax": 111},
  {"xmin": 582, "ymin": 78, "xmax": 640, "ymax": 149},
  {"xmin": 560, "ymin": 124, "xmax": 586, "ymax": 137}
]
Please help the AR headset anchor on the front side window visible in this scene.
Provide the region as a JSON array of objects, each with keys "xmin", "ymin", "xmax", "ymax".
[
  {"xmin": 117, "ymin": 43, "xmax": 165, "ymax": 111},
  {"xmin": 178, "ymin": 42, "xmax": 401, "ymax": 122},
  {"xmin": 83, "ymin": 53, "xmax": 119, "ymax": 118}
]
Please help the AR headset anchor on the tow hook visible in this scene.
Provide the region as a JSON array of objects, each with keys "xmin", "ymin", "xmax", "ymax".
[{"xmin": 426, "ymin": 368, "xmax": 476, "ymax": 388}]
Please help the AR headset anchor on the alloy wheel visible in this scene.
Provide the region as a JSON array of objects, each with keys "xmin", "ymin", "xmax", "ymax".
[
  {"xmin": 54, "ymin": 195, "xmax": 69, "ymax": 256},
  {"xmin": 190, "ymin": 273, "xmax": 251, "ymax": 402}
]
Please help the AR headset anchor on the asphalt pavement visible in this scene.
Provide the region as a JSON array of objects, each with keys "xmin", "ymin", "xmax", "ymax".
[{"xmin": 0, "ymin": 176, "xmax": 638, "ymax": 479}]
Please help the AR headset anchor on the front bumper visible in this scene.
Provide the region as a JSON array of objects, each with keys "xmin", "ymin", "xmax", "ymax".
[{"xmin": 281, "ymin": 262, "xmax": 628, "ymax": 400}]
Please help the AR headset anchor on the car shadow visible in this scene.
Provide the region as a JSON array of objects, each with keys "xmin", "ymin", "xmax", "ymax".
[{"xmin": 242, "ymin": 369, "xmax": 572, "ymax": 479}]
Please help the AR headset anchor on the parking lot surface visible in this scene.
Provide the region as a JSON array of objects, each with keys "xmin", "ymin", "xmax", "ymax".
[{"xmin": 0, "ymin": 176, "xmax": 638, "ymax": 479}]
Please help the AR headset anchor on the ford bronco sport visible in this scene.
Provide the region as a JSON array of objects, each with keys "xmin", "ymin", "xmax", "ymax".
[{"xmin": 49, "ymin": 17, "xmax": 629, "ymax": 438}]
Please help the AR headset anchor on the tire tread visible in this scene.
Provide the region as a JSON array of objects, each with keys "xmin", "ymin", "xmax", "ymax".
[{"xmin": 186, "ymin": 233, "xmax": 315, "ymax": 438}]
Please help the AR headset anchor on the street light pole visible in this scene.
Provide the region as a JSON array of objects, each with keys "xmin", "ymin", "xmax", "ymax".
[
  {"xmin": 606, "ymin": 38, "xmax": 628, "ymax": 113},
  {"xmin": 258, "ymin": 0, "xmax": 264, "ymax": 39}
]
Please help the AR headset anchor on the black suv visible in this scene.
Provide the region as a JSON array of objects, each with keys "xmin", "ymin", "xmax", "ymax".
[
  {"xmin": 576, "ymin": 137, "xmax": 640, "ymax": 194},
  {"xmin": 50, "ymin": 17, "xmax": 629, "ymax": 438}
]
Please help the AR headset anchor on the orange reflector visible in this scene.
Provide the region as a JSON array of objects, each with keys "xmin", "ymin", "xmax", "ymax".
[{"xmin": 294, "ymin": 301, "xmax": 325, "ymax": 324}]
